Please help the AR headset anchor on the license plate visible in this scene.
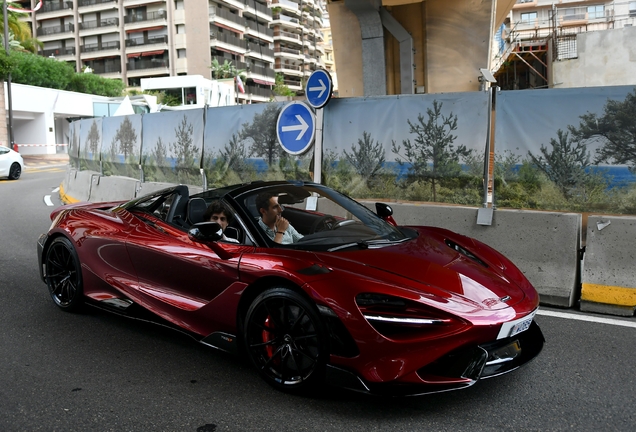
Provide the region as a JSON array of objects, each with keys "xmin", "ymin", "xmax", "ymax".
[
  {"xmin": 509, "ymin": 316, "xmax": 533, "ymax": 337},
  {"xmin": 496, "ymin": 309, "xmax": 537, "ymax": 340}
]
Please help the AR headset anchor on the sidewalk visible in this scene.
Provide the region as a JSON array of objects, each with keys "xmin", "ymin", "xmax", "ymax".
[{"xmin": 22, "ymin": 153, "xmax": 70, "ymax": 168}]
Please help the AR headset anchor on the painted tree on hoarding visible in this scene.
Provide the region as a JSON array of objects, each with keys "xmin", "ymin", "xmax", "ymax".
[
  {"xmin": 569, "ymin": 89, "xmax": 636, "ymax": 172},
  {"xmin": 528, "ymin": 129, "xmax": 591, "ymax": 198},
  {"xmin": 391, "ymin": 100, "xmax": 471, "ymax": 201},
  {"xmin": 114, "ymin": 116, "xmax": 138, "ymax": 160},
  {"xmin": 154, "ymin": 137, "xmax": 168, "ymax": 167},
  {"xmin": 85, "ymin": 120, "xmax": 100, "ymax": 155},
  {"xmin": 343, "ymin": 131, "xmax": 386, "ymax": 184},
  {"xmin": 241, "ymin": 104, "xmax": 282, "ymax": 165},
  {"xmin": 171, "ymin": 115, "xmax": 199, "ymax": 172},
  {"xmin": 220, "ymin": 133, "xmax": 248, "ymax": 173}
]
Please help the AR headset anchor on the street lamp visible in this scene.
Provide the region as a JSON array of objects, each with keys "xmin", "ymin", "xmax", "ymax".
[{"xmin": 2, "ymin": 0, "xmax": 15, "ymax": 150}]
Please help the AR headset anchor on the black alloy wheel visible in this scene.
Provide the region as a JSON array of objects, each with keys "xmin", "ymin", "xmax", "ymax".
[
  {"xmin": 243, "ymin": 287, "xmax": 328, "ymax": 393},
  {"xmin": 45, "ymin": 237, "xmax": 83, "ymax": 312},
  {"xmin": 8, "ymin": 162, "xmax": 21, "ymax": 180}
]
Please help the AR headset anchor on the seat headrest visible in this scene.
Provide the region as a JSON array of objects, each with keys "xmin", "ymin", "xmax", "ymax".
[{"xmin": 187, "ymin": 198, "xmax": 208, "ymax": 225}]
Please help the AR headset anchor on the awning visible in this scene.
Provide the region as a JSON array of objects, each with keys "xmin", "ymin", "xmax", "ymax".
[
  {"xmin": 126, "ymin": 26, "xmax": 165, "ymax": 33},
  {"xmin": 216, "ymin": 47, "xmax": 243, "ymax": 56},
  {"xmin": 127, "ymin": 52, "xmax": 141, "ymax": 58},
  {"xmin": 212, "ymin": 23, "xmax": 242, "ymax": 34},
  {"xmin": 250, "ymin": 78, "xmax": 274, "ymax": 86},
  {"xmin": 141, "ymin": 50, "xmax": 165, "ymax": 57}
]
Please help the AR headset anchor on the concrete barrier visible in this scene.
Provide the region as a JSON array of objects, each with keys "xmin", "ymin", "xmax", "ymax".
[
  {"xmin": 88, "ymin": 175, "xmax": 140, "ymax": 203},
  {"xmin": 581, "ymin": 215, "xmax": 636, "ymax": 316},
  {"xmin": 60, "ymin": 169, "xmax": 94, "ymax": 203},
  {"xmin": 362, "ymin": 202, "xmax": 582, "ymax": 308}
]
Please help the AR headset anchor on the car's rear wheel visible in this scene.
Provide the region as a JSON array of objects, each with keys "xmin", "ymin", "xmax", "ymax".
[
  {"xmin": 8, "ymin": 162, "xmax": 21, "ymax": 180},
  {"xmin": 243, "ymin": 287, "xmax": 328, "ymax": 393},
  {"xmin": 45, "ymin": 237, "xmax": 83, "ymax": 312}
]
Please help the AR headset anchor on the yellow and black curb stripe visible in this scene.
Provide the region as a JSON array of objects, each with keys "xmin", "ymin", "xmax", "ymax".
[{"xmin": 581, "ymin": 283, "xmax": 636, "ymax": 307}]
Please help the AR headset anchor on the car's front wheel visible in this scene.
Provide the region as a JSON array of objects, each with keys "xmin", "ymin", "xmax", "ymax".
[
  {"xmin": 243, "ymin": 287, "xmax": 328, "ymax": 393},
  {"xmin": 8, "ymin": 162, "xmax": 21, "ymax": 180},
  {"xmin": 45, "ymin": 237, "xmax": 83, "ymax": 312}
]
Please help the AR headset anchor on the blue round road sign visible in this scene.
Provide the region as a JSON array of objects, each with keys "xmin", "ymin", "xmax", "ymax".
[
  {"xmin": 276, "ymin": 101, "xmax": 315, "ymax": 155},
  {"xmin": 305, "ymin": 69, "xmax": 333, "ymax": 109}
]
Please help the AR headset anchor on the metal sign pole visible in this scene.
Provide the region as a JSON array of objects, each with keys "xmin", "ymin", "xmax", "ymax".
[
  {"xmin": 313, "ymin": 108, "xmax": 323, "ymax": 184},
  {"xmin": 3, "ymin": 1, "xmax": 15, "ymax": 150}
]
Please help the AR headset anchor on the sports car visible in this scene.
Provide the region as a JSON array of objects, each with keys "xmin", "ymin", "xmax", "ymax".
[
  {"xmin": 37, "ymin": 181, "xmax": 544, "ymax": 395},
  {"xmin": 0, "ymin": 146, "xmax": 23, "ymax": 180}
]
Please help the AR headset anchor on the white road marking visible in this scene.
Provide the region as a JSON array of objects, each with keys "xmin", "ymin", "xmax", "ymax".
[
  {"xmin": 44, "ymin": 195, "xmax": 54, "ymax": 206},
  {"xmin": 52, "ymin": 187, "xmax": 60, "ymax": 193},
  {"xmin": 537, "ymin": 309, "xmax": 636, "ymax": 329}
]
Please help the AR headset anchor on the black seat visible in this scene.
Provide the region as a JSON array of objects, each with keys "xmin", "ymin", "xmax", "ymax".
[{"xmin": 187, "ymin": 198, "xmax": 208, "ymax": 226}]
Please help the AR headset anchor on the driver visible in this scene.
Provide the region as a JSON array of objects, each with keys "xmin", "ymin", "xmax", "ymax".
[{"xmin": 255, "ymin": 192, "xmax": 303, "ymax": 245}]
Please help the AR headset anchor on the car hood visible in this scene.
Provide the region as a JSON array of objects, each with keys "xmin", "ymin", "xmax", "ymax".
[{"xmin": 316, "ymin": 227, "xmax": 527, "ymax": 311}]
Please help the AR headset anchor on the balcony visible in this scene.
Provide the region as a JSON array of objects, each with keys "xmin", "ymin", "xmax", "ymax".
[
  {"xmin": 37, "ymin": 24, "xmax": 75, "ymax": 37},
  {"xmin": 127, "ymin": 58, "xmax": 169, "ymax": 74},
  {"xmin": 124, "ymin": 10, "xmax": 167, "ymax": 24},
  {"xmin": 81, "ymin": 41, "xmax": 121, "ymax": 53},
  {"xmin": 211, "ymin": 31, "xmax": 248, "ymax": 55},
  {"xmin": 79, "ymin": 0, "xmax": 116, "ymax": 5},
  {"xmin": 272, "ymin": 13, "xmax": 301, "ymax": 30},
  {"xmin": 42, "ymin": 47, "xmax": 76, "ymax": 57},
  {"xmin": 275, "ymin": 46, "xmax": 303, "ymax": 61},
  {"xmin": 274, "ymin": 29, "xmax": 301, "ymax": 45},
  {"xmin": 245, "ymin": 43, "xmax": 275, "ymax": 62},
  {"xmin": 210, "ymin": 6, "xmax": 246, "ymax": 33},
  {"xmin": 41, "ymin": 1, "xmax": 73, "ymax": 14},
  {"xmin": 243, "ymin": 0, "xmax": 272, "ymax": 21},
  {"xmin": 85, "ymin": 60, "xmax": 122, "ymax": 75},
  {"xmin": 272, "ymin": 0, "xmax": 299, "ymax": 15},
  {"xmin": 80, "ymin": 18, "xmax": 119, "ymax": 31},
  {"xmin": 245, "ymin": 20, "xmax": 274, "ymax": 43},
  {"xmin": 126, "ymin": 35, "xmax": 169, "ymax": 48}
]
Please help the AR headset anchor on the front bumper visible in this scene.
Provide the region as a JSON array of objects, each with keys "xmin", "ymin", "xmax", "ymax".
[{"xmin": 326, "ymin": 320, "xmax": 545, "ymax": 396}]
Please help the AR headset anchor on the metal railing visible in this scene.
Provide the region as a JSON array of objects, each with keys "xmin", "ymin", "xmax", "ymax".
[
  {"xmin": 245, "ymin": 20, "xmax": 274, "ymax": 37},
  {"xmin": 87, "ymin": 62, "xmax": 122, "ymax": 74},
  {"xmin": 209, "ymin": 7, "xmax": 245, "ymax": 26},
  {"xmin": 210, "ymin": 31, "xmax": 248, "ymax": 49},
  {"xmin": 125, "ymin": 35, "xmax": 168, "ymax": 47},
  {"xmin": 78, "ymin": 0, "xmax": 116, "ymax": 6},
  {"xmin": 37, "ymin": 24, "xmax": 75, "ymax": 36},
  {"xmin": 127, "ymin": 59, "xmax": 168, "ymax": 71},
  {"xmin": 42, "ymin": 1, "xmax": 73, "ymax": 13},
  {"xmin": 124, "ymin": 10, "xmax": 167, "ymax": 24},
  {"xmin": 243, "ymin": 0, "xmax": 270, "ymax": 15},
  {"xmin": 81, "ymin": 41, "xmax": 121, "ymax": 53},
  {"xmin": 79, "ymin": 18, "xmax": 119, "ymax": 30},
  {"xmin": 42, "ymin": 47, "xmax": 75, "ymax": 57}
]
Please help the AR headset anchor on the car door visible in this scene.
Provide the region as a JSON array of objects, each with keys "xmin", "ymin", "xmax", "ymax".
[
  {"xmin": 0, "ymin": 147, "xmax": 9, "ymax": 176},
  {"xmin": 124, "ymin": 213, "xmax": 241, "ymax": 305}
]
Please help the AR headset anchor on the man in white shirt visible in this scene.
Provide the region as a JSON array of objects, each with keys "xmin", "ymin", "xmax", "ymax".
[{"xmin": 255, "ymin": 192, "xmax": 303, "ymax": 245}]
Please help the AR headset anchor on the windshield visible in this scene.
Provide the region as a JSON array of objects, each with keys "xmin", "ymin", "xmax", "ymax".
[{"xmin": 235, "ymin": 183, "xmax": 408, "ymax": 249}]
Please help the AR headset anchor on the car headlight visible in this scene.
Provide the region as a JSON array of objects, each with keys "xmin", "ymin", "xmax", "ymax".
[{"xmin": 355, "ymin": 293, "xmax": 468, "ymax": 341}]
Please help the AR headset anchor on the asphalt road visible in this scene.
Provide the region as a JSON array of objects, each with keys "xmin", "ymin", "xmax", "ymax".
[{"xmin": 1, "ymin": 168, "xmax": 635, "ymax": 431}]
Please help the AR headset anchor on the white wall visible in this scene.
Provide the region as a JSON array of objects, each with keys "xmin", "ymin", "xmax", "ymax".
[
  {"xmin": 553, "ymin": 26, "xmax": 636, "ymax": 88},
  {"xmin": 4, "ymin": 83, "xmax": 105, "ymax": 154}
]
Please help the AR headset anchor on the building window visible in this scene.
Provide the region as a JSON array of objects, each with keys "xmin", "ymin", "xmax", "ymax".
[
  {"xmin": 587, "ymin": 5, "xmax": 604, "ymax": 20},
  {"xmin": 177, "ymin": 49, "xmax": 186, "ymax": 58},
  {"xmin": 629, "ymin": 1, "xmax": 636, "ymax": 18},
  {"xmin": 520, "ymin": 12, "xmax": 537, "ymax": 23}
]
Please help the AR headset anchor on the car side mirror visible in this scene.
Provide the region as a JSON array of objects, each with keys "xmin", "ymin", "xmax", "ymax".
[
  {"xmin": 189, "ymin": 221, "xmax": 223, "ymax": 242},
  {"xmin": 375, "ymin": 202, "xmax": 398, "ymax": 227},
  {"xmin": 375, "ymin": 203, "xmax": 393, "ymax": 218}
]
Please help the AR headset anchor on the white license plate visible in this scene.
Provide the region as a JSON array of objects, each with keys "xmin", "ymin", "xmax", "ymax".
[
  {"xmin": 509, "ymin": 316, "xmax": 533, "ymax": 337},
  {"xmin": 496, "ymin": 309, "xmax": 537, "ymax": 340}
]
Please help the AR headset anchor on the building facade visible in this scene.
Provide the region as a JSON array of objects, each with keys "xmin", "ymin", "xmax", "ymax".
[
  {"xmin": 16, "ymin": 0, "xmax": 328, "ymax": 102},
  {"xmin": 493, "ymin": 0, "xmax": 636, "ymax": 89}
]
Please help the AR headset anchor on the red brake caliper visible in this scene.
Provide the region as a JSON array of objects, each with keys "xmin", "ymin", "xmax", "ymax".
[{"xmin": 262, "ymin": 315, "xmax": 275, "ymax": 359}]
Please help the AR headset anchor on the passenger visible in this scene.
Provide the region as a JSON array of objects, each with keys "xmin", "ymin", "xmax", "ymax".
[
  {"xmin": 203, "ymin": 200, "xmax": 239, "ymax": 243},
  {"xmin": 255, "ymin": 192, "xmax": 303, "ymax": 245}
]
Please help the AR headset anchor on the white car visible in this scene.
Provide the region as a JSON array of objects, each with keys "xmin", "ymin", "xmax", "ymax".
[{"xmin": 0, "ymin": 146, "xmax": 24, "ymax": 180}]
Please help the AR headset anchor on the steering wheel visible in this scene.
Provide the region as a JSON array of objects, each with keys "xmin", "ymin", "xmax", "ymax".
[{"xmin": 310, "ymin": 215, "xmax": 338, "ymax": 233}]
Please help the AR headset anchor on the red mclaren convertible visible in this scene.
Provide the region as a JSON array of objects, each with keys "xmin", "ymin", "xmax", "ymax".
[{"xmin": 38, "ymin": 181, "xmax": 544, "ymax": 395}]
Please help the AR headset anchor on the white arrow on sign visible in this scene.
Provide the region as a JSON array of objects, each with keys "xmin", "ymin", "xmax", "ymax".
[
  {"xmin": 308, "ymin": 79, "xmax": 326, "ymax": 99},
  {"xmin": 281, "ymin": 114, "xmax": 309, "ymax": 140}
]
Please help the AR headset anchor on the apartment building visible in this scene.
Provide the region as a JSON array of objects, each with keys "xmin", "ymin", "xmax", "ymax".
[
  {"xmin": 493, "ymin": 0, "xmax": 636, "ymax": 89},
  {"xmin": 16, "ymin": 0, "xmax": 329, "ymax": 102},
  {"xmin": 319, "ymin": 3, "xmax": 337, "ymax": 94}
]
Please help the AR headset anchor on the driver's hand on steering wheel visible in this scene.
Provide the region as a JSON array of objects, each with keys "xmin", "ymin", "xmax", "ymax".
[{"xmin": 275, "ymin": 215, "xmax": 290, "ymax": 233}]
